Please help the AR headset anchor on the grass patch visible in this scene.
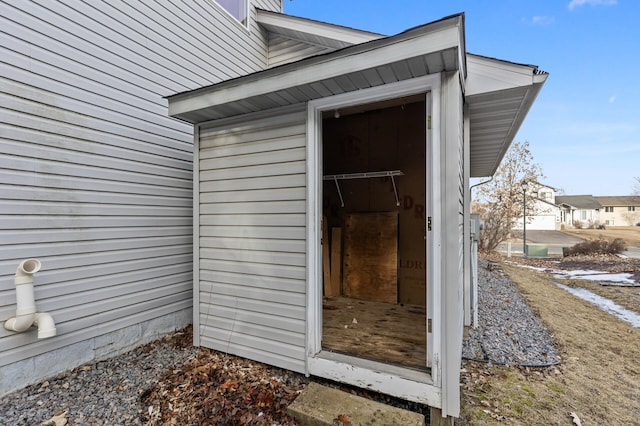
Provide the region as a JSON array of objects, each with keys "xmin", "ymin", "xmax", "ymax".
[
  {"xmin": 562, "ymin": 226, "xmax": 640, "ymax": 247},
  {"xmin": 457, "ymin": 262, "xmax": 640, "ymax": 425}
]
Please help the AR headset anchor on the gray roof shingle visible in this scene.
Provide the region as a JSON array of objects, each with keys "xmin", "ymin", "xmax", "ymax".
[{"xmin": 555, "ymin": 195, "xmax": 602, "ymax": 209}]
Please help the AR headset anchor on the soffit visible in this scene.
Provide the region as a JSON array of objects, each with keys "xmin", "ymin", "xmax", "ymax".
[
  {"xmin": 466, "ymin": 54, "xmax": 548, "ymax": 177},
  {"xmin": 167, "ymin": 14, "xmax": 465, "ymax": 124}
]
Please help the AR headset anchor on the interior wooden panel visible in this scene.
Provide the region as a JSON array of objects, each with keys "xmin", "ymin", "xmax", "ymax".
[
  {"xmin": 342, "ymin": 212, "xmax": 398, "ymax": 304},
  {"xmin": 330, "ymin": 227, "xmax": 343, "ymax": 296}
]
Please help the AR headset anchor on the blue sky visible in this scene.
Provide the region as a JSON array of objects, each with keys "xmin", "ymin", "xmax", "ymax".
[{"xmin": 283, "ymin": 0, "xmax": 639, "ymax": 196}]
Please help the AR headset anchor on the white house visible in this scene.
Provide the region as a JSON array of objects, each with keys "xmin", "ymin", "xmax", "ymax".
[
  {"xmin": 513, "ymin": 182, "xmax": 562, "ymax": 230},
  {"xmin": 168, "ymin": 10, "xmax": 547, "ymax": 420},
  {"xmin": 555, "ymin": 195, "xmax": 602, "ymax": 228},
  {"xmin": 0, "ymin": 0, "xmax": 284, "ymax": 397},
  {"xmin": 514, "ymin": 190, "xmax": 640, "ymax": 230}
]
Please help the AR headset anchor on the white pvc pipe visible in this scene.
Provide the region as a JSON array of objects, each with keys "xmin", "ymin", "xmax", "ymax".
[
  {"xmin": 34, "ymin": 312, "xmax": 57, "ymax": 339},
  {"xmin": 3, "ymin": 259, "xmax": 56, "ymax": 339}
]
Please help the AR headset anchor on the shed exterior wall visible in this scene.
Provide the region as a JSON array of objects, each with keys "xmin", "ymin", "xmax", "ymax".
[
  {"xmin": 196, "ymin": 108, "xmax": 308, "ymax": 373},
  {"xmin": 439, "ymin": 71, "xmax": 464, "ymax": 416},
  {"xmin": 0, "ymin": 0, "xmax": 280, "ymax": 395}
]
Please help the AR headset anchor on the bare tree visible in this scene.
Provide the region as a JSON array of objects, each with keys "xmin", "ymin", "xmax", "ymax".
[
  {"xmin": 633, "ymin": 176, "xmax": 640, "ymax": 195},
  {"xmin": 473, "ymin": 141, "xmax": 544, "ymax": 250}
]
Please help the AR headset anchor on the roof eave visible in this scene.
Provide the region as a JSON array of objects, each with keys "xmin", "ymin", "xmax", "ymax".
[
  {"xmin": 466, "ymin": 54, "xmax": 548, "ymax": 177},
  {"xmin": 167, "ymin": 14, "xmax": 465, "ymax": 123}
]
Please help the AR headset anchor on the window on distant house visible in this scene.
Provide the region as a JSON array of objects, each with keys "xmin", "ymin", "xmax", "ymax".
[
  {"xmin": 580, "ymin": 210, "xmax": 587, "ymax": 220},
  {"xmin": 605, "ymin": 206, "xmax": 614, "ymax": 212},
  {"xmin": 629, "ymin": 206, "xmax": 636, "ymax": 212},
  {"xmin": 214, "ymin": 0, "xmax": 248, "ymax": 25}
]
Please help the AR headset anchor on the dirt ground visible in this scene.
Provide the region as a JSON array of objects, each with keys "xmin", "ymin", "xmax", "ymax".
[{"xmin": 457, "ymin": 252, "xmax": 640, "ymax": 425}]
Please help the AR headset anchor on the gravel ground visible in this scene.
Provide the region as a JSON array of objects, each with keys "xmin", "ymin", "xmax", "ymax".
[
  {"xmin": 0, "ymin": 259, "xmax": 560, "ymax": 425},
  {"xmin": 0, "ymin": 331, "xmax": 199, "ymax": 426},
  {"xmin": 462, "ymin": 258, "xmax": 561, "ymax": 366}
]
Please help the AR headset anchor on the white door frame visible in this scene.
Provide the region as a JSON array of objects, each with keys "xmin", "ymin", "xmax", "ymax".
[{"xmin": 305, "ymin": 74, "xmax": 443, "ymax": 406}]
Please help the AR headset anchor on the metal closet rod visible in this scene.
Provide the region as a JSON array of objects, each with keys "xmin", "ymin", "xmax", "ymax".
[{"xmin": 322, "ymin": 170, "xmax": 404, "ymax": 207}]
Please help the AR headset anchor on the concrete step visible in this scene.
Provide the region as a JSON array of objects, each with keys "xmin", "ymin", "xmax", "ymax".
[{"xmin": 287, "ymin": 382, "xmax": 425, "ymax": 426}]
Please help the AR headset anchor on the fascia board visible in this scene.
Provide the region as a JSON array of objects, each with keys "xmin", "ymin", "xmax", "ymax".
[
  {"xmin": 168, "ymin": 16, "xmax": 463, "ymax": 118},
  {"xmin": 256, "ymin": 9, "xmax": 382, "ymax": 47},
  {"xmin": 465, "ymin": 54, "xmax": 545, "ymax": 97}
]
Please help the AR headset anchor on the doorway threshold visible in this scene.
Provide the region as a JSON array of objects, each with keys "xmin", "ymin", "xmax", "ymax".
[{"xmin": 308, "ymin": 350, "xmax": 439, "ymax": 407}]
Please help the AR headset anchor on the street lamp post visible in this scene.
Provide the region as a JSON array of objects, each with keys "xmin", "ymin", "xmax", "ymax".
[{"xmin": 521, "ymin": 180, "xmax": 528, "ymax": 258}]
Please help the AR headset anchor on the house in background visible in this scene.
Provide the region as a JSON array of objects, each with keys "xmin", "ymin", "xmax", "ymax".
[
  {"xmin": 168, "ymin": 10, "xmax": 546, "ymax": 420},
  {"xmin": 595, "ymin": 196, "xmax": 640, "ymax": 226},
  {"xmin": 0, "ymin": 0, "xmax": 286, "ymax": 397},
  {"xmin": 512, "ymin": 187, "xmax": 640, "ymax": 230},
  {"xmin": 555, "ymin": 195, "xmax": 602, "ymax": 228},
  {"xmin": 513, "ymin": 182, "xmax": 561, "ymax": 230},
  {"xmin": 1, "ymin": 1, "xmax": 547, "ymax": 421}
]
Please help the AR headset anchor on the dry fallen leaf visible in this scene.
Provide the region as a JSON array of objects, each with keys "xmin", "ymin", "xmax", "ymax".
[
  {"xmin": 40, "ymin": 411, "xmax": 68, "ymax": 426},
  {"xmin": 141, "ymin": 342, "xmax": 306, "ymax": 426},
  {"xmin": 335, "ymin": 413, "xmax": 352, "ymax": 426}
]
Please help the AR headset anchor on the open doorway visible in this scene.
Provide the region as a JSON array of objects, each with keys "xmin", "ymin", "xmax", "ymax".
[{"xmin": 320, "ymin": 96, "xmax": 428, "ymax": 371}]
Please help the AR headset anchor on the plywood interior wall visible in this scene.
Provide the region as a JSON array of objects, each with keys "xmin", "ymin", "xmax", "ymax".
[
  {"xmin": 343, "ymin": 212, "xmax": 398, "ymax": 304},
  {"xmin": 322, "ymin": 100, "xmax": 426, "ymax": 305}
]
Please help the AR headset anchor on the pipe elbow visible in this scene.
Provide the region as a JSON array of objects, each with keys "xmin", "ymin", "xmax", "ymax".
[
  {"xmin": 3, "ymin": 313, "xmax": 36, "ymax": 333},
  {"xmin": 15, "ymin": 258, "xmax": 41, "ymax": 285},
  {"xmin": 34, "ymin": 312, "xmax": 57, "ymax": 339}
]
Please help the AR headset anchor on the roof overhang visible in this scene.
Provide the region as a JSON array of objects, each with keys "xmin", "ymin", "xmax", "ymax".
[
  {"xmin": 466, "ymin": 54, "xmax": 548, "ymax": 177},
  {"xmin": 558, "ymin": 203, "xmax": 577, "ymax": 210},
  {"xmin": 167, "ymin": 14, "xmax": 466, "ymax": 124},
  {"xmin": 167, "ymin": 13, "xmax": 547, "ymax": 180}
]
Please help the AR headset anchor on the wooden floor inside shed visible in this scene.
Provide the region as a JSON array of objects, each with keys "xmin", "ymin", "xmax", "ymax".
[{"xmin": 322, "ymin": 296, "xmax": 427, "ymax": 370}]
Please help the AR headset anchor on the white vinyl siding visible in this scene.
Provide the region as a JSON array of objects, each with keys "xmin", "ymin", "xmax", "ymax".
[
  {"xmin": 267, "ymin": 35, "xmax": 334, "ymax": 68},
  {"xmin": 196, "ymin": 108, "xmax": 307, "ymax": 373},
  {"xmin": 0, "ymin": 0, "xmax": 279, "ymax": 393}
]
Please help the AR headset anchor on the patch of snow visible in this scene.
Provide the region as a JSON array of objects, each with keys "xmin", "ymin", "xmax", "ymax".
[
  {"xmin": 554, "ymin": 283, "xmax": 640, "ymax": 328},
  {"xmin": 552, "ymin": 269, "xmax": 636, "ymax": 285},
  {"xmin": 509, "ymin": 262, "xmax": 637, "ymax": 285}
]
